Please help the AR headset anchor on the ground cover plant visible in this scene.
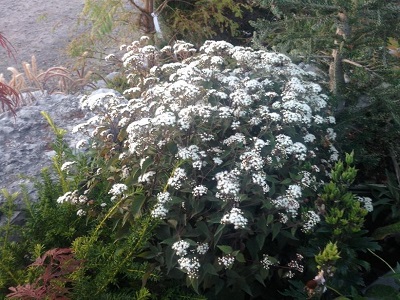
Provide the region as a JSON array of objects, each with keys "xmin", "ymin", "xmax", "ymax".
[{"xmin": 1, "ymin": 36, "xmax": 392, "ymax": 299}]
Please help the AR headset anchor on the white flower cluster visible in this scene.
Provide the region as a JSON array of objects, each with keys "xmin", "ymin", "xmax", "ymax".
[
  {"xmin": 251, "ymin": 172, "xmax": 270, "ymax": 193},
  {"xmin": 172, "ymin": 240, "xmax": 191, "ymax": 257},
  {"xmin": 61, "ymin": 161, "xmax": 77, "ymax": 174},
  {"xmin": 300, "ymin": 171, "xmax": 318, "ymax": 190},
  {"xmin": 356, "ymin": 196, "xmax": 373, "ymax": 212},
  {"xmin": 77, "ymin": 209, "xmax": 86, "ymax": 217},
  {"xmin": 57, "ymin": 190, "xmax": 79, "ymax": 204},
  {"xmin": 302, "ymin": 210, "xmax": 321, "ymax": 233},
  {"xmin": 138, "ymin": 171, "xmax": 156, "ymax": 184},
  {"xmin": 177, "ymin": 145, "xmax": 207, "ymax": 170},
  {"xmin": 326, "ymin": 128, "xmax": 336, "ymax": 141},
  {"xmin": 303, "ymin": 133, "xmax": 316, "ymax": 143},
  {"xmin": 287, "ymin": 259, "xmax": 304, "ymax": 273},
  {"xmin": 192, "ymin": 185, "xmax": 208, "ymax": 197},
  {"xmin": 57, "ymin": 190, "xmax": 90, "ymax": 216},
  {"xmin": 221, "ymin": 207, "xmax": 248, "ymax": 229},
  {"xmin": 196, "ymin": 242, "xmax": 209, "ymax": 255},
  {"xmin": 76, "ymin": 139, "xmax": 89, "ymax": 150},
  {"xmin": 167, "ymin": 167, "xmax": 187, "ymax": 189},
  {"xmin": 151, "ymin": 191, "xmax": 172, "ymax": 219},
  {"xmin": 261, "ymin": 254, "xmax": 273, "ymax": 270},
  {"xmin": 240, "ymin": 151, "xmax": 264, "ymax": 171},
  {"xmin": 57, "ymin": 190, "xmax": 88, "ymax": 205},
  {"xmin": 223, "ymin": 133, "xmax": 247, "ymax": 146},
  {"xmin": 329, "ymin": 145, "xmax": 339, "ymax": 162},
  {"xmin": 177, "ymin": 257, "xmax": 200, "ymax": 279},
  {"xmin": 108, "ymin": 183, "xmax": 128, "ymax": 199},
  {"xmin": 172, "ymin": 240, "xmax": 209, "ymax": 278},
  {"xmin": 214, "ymin": 169, "xmax": 241, "ymax": 201},
  {"xmin": 68, "ymin": 38, "xmax": 345, "ymax": 280},
  {"xmin": 272, "ymin": 184, "xmax": 302, "ymax": 217},
  {"xmin": 218, "ymin": 254, "xmax": 235, "ymax": 269},
  {"xmin": 151, "ymin": 204, "xmax": 168, "ymax": 219}
]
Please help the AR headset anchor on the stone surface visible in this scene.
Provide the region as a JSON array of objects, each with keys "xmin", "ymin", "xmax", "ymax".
[{"xmin": 0, "ymin": 92, "xmax": 91, "ymax": 204}]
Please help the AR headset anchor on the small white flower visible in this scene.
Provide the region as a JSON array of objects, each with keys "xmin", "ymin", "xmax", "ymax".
[
  {"xmin": 261, "ymin": 254, "xmax": 273, "ymax": 270},
  {"xmin": 303, "ymin": 133, "xmax": 316, "ymax": 143},
  {"xmin": 231, "ymin": 120, "xmax": 240, "ymax": 130},
  {"xmin": 302, "ymin": 211, "xmax": 321, "ymax": 233},
  {"xmin": 326, "ymin": 128, "xmax": 336, "ymax": 141},
  {"xmin": 192, "ymin": 185, "xmax": 208, "ymax": 197},
  {"xmin": 138, "ymin": 171, "xmax": 156, "ymax": 183},
  {"xmin": 168, "ymin": 167, "xmax": 187, "ymax": 189},
  {"xmin": 61, "ymin": 161, "xmax": 76, "ymax": 174},
  {"xmin": 221, "ymin": 207, "xmax": 248, "ymax": 229},
  {"xmin": 196, "ymin": 243, "xmax": 209, "ymax": 255},
  {"xmin": 177, "ymin": 257, "xmax": 200, "ymax": 279},
  {"xmin": 151, "ymin": 203, "xmax": 168, "ymax": 219},
  {"xmin": 76, "ymin": 140, "xmax": 88, "ymax": 149},
  {"xmin": 79, "ymin": 195, "xmax": 88, "ymax": 204},
  {"xmin": 157, "ymin": 191, "xmax": 172, "ymax": 204},
  {"xmin": 213, "ymin": 157, "xmax": 223, "ymax": 165},
  {"xmin": 223, "ymin": 133, "xmax": 246, "ymax": 146},
  {"xmin": 105, "ymin": 54, "xmax": 116, "ymax": 61},
  {"xmin": 357, "ymin": 196, "xmax": 373, "ymax": 212},
  {"xmin": 108, "ymin": 183, "xmax": 128, "ymax": 197},
  {"xmin": 77, "ymin": 209, "xmax": 86, "ymax": 217},
  {"xmin": 327, "ymin": 116, "xmax": 336, "ymax": 124},
  {"xmin": 218, "ymin": 254, "xmax": 235, "ymax": 269},
  {"xmin": 313, "ymin": 115, "xmax": 325, "ymax": 124},
  {"xmin": 172, "ymin": 240, "xmax": 191, "ymax": 257},
  {"xmin": 57, "ymin": 191, "xmax": 73, "ymax": 204}
]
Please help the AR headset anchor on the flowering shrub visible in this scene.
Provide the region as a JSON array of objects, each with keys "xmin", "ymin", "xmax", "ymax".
[{"xmin": 67, "ymin": 37, "xmax": 371, "ymax": 296}]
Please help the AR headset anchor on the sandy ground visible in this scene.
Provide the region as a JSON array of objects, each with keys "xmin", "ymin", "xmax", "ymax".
[{"xmin": 0, "ymin": 0, "xmax": 85, "ymax": 77}]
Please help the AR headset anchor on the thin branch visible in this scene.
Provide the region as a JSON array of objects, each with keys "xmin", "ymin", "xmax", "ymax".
[{"xmin": 342, "ymin": 58, "xmax": 384, "ymax": 79}]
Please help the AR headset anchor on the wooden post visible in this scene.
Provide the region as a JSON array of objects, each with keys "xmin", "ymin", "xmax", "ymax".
[
  {"xmin": 132, "ymin": 0, "xmax": 155, "ymax": 33},
  {"xmin": 143, "ymin": 0, "xmax": 155, "ymax": 33}
]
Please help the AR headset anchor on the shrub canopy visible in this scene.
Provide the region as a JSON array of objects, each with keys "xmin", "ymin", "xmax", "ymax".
[{"xmin": 68, "ymin": 37, "xmax": 365, "ymax": 296}]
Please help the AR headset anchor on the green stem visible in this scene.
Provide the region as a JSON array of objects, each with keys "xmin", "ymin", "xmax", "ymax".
[
  {"xmin": 326, "ymin": 285, "xmax": 345, "ymax": 297},
  {"xmin": 90, "ymin": 197, "xmax": 126, "ymax": 242},
  {"xmin": 0, "ymin": 260, "xmax": 19, "ymax": 285},
  {"xmin": 368, "ymin": 248, "xmax": 395, "ymax": 273},
  {"xmin": 97, "ymin": 217, "xmax": 157, "ymax": 294}
]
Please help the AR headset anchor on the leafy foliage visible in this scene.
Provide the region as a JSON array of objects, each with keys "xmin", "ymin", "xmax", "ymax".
[
  {"xmin": 62, "ymin": 36, "xmax": 378, "ymax": 297},
  {"xmin": 0, "ymin": 106, "xmax": 206, "ymax": 299},
  {"xmin": 158, "ymin": 0, "xmax": 252, "ymax": 44},
  {"xmin": 299, "ymin": 153, "xmax": 380, "ymax": 298},
  {"xmin": 251, "ymin": 0, "xmax": 400, "ymax": 182},
  {"xmin": 69, "ymin": 0, "xmax": 144, "ymax": 60},
  {"xmin": 0, "ymin": 189, "xmax": 27, "ymax": 298},
  {"xmin": 7, "ymin": 248, "xmax": 81, "ymax": 300}
]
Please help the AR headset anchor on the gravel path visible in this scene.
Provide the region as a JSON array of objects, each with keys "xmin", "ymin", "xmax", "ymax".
[{"xmin": 0, "ymin": 0, "xmax": 85, "ymax": 77}]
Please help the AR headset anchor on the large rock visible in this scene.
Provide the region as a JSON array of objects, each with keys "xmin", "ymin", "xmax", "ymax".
[{"xmin": 0, "ymin": 92, "xmax": 91, "ymax": 205}]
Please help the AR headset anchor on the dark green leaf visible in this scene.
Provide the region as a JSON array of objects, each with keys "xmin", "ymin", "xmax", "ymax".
[
  {"xmin": 203, "ymin": 262, "xmax": 218, "ymax": 276},
  {"xmin": 271, "ymin": 223, "xmax": 282, "ymax": 240},
  {"xmin": 213, "ymin": 224, "xmax": 225, "ymax": 246},
  {"xmin": 196, "ymin": 221, "xmax": 210, "ymax": 239},
  {"xmin": 217, "ymin": 245, "xmax": 233, "ymax": 254}
]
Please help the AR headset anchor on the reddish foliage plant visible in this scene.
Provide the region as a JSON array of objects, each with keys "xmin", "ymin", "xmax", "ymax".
[
  {"xmin": 0, "ymin": 32, "xmax": 20, "ymax": 116},
  {"xmin": 7, "ymin": 248, "xmax": 82, "ymax": 300}
]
